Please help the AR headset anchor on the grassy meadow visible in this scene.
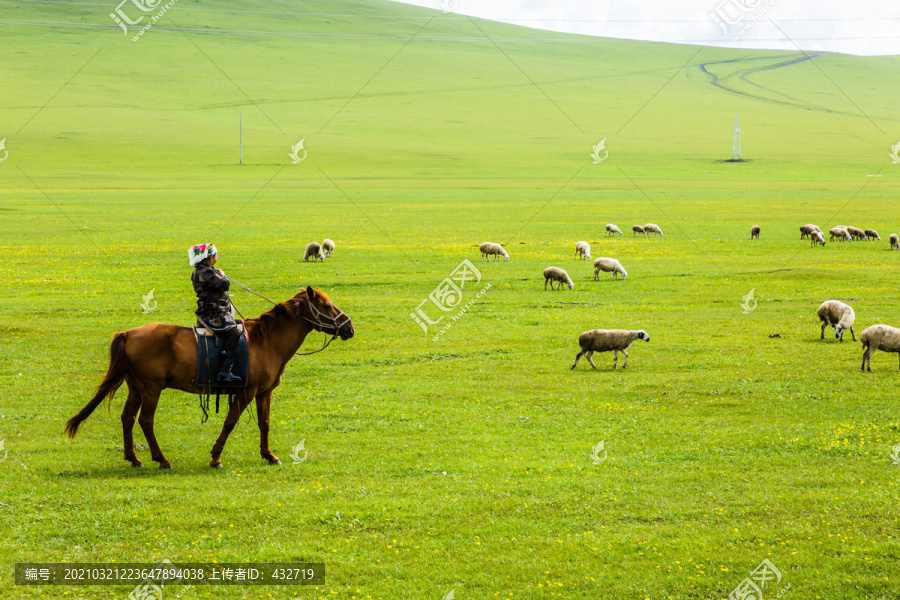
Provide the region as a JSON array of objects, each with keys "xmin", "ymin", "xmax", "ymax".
[{"xmin": 1, "ymin": 0, "xmax": 899, "ymax": 598}]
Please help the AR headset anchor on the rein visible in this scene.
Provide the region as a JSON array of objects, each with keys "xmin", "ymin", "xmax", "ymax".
[{"xmin": 226, "ymin": 277, "xmax": 346, "ymax": 356}]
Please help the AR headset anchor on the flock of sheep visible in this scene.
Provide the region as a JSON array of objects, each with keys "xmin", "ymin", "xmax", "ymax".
[
  {"xmin": 479, "ymin": 223, "xmax": 660, "ymax": 369},
  {"xmin": 303, "ymin": 225, "xmax": 900, "ymax": 371},
  {"xmin": 303, "ymin": 238, "xmax": 335, "ymax": 261},
  {"xmin": 482, "ymin": 223, "xmax": 654, "ymax": 295},
  {"xmin": 474, "ymin": 219, "xmax": 900, "ymax": 371},
  {"xmin": 791, "ymin": 223, "xmax": 899, "ymax": 248}
]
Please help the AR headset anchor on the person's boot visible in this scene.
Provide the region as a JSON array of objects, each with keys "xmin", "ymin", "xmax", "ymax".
[{"xmin": 217, "ymin": 351, "xmax": 241, "ymax": 383}]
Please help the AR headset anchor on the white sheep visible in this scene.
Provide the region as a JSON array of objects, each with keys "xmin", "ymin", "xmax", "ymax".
[
  {"xmin": 799, "ymin": 224, "xmax": 821, "ymax": 239},
  {"xmin": 322, "ymin": 238, "xmax": 335, "ymax": 257},
  {"xmin": 605, "ymin": 224, "xmax": 623, "ymax": 237},
  {"xmin": 571, "ymin": 329, "xmax": 650, "ymax": 370},
  {"xmin": 632, "ymin": 225, "xmax": 645, "ymax": 236},
  {"xmin": 575, "ymin": 241, "xmax": 591, "ymax": 260},
  {"xmin": 644, "ymin": 223, "xmax": 663, "ymax": 237},
  {"xmin": 543, "ymin": 267, "xmax": 574, "ymax": 290},
  {"xmin": 817, "ymin": 300, "xmax": 856, "ymax": 342},
  {"xmin": 864, "ymin": 229, "xmax": 880, "ymax": 241},
  {"xmin": 829, "ymin": 226, "xmax": 851, "ymax": 242},
  {"xmin": 891, "ymin": 234, "xmax": 899, "ymax": 250},
  {"xmin": 593, "ymin": 257, "xmax": 627, "ymax": 280},
  {"xmin": 480, "ymin": 242, "xmax": 509, "ymax": 261},
  {"xmin": 304, "ymin": 242, "xmax": 324, "ymax": 262},
  {"xmin": 860, "ymin": 324, "xmax": 900, "ymax": 371},
  {"xmin": 810, "ymin": 231, "xmax": 825, "ymax": 247},
  {"xmin": 750, "ymin": 225, "xmax": 760, "ymax": 239}
]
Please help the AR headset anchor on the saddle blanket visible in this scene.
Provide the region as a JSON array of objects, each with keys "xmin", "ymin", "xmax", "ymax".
[{"xmin": 193, "ymin": 324, "xmax": 249, "ymax": 389}]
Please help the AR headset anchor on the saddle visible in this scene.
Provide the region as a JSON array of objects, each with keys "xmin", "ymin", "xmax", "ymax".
[{"xmin": 192, "ymin": 322, "xmax": 249, "ymax": 421}]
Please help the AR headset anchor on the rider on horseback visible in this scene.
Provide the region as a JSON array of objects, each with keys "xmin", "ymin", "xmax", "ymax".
[{"xmin": 189, "ymin": 243, "xmax": 241, "ymax": 383}]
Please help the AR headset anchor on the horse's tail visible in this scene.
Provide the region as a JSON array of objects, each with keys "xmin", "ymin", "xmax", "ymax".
[{"xmin": 65, "ymin": 332, "xmax": 129, "ymax": 438}]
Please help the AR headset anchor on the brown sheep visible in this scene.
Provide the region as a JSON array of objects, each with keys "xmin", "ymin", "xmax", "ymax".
[
  {"xmin": 799, "ymin": 224, "xmax": 821, "ymax": 239},
  {"xmin": 304, "ymin": 242, "xmax": 324, "ymax": 262},
  {"xmin": 571, "ymin": 329, "xmax": 650, "ymax": 370}
]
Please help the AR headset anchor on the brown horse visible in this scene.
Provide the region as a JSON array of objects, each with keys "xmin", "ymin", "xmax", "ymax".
[{"xmin": 65, "ymin": 286, "xmax": 354, "ymax": 469}]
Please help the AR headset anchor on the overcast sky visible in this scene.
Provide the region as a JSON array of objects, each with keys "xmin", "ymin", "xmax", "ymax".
[{"xmin": 388, "ymin": 0, "xmax": 899, "ymax": 56}]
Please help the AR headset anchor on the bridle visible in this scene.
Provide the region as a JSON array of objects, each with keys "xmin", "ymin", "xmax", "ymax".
[
  {"xmin": 226, "ymin": 277, "xmax": 351, "ymax": 356},
  {"xmin": 304, "ymin": 296, "xmax": 352, "ymax": 336}
]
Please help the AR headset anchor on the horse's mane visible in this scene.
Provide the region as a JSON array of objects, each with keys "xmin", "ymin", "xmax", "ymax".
[{"xmin": 245, "ymin": 291, "xmax": 307, "ymax": 337}]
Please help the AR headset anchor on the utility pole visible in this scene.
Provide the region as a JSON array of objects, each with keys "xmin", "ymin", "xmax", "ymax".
[{"xmin": 731, "ymin": 114, "xmax": 742, "ymax": 161}]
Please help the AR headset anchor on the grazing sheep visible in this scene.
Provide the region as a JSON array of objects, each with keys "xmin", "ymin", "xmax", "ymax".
[
  {"xmin": 817, "ymin": 300, "xmax": 856, "ymax": 342},
  {"xmin": 891, "ymin": 234, "xmax": 899, "ymax": 250},
  {"xmin": 860, "ymin": 325, "xmax": 900, "ymax": 371},
  {"xmin": 829, "ymin": 226, "xmax": 852, "ymax": 242},
  {"xmin": 571, "ymin": 329, "xmax": 650, "ymax": 370},
  {"xmin": 632, "ymin": 225, "xmax": 646, "ymax": 236},
  {"xmin": 846, "ymin": 226, "xmax": 866, "ymax": 241},
  {"xmin": 322, "ymin": 238, "xmax": 335, "ymax": 257},
  {"xmin": 750, "ymin": 225, "xmax": 760, "ymax": 239},
  {"xmin": 810, "ymin": 231, "xmax": 826, "ymax": 247},
  {"xmin": 605, "ymin": 224, "xmax": 623, "ymax": 237},
  {"xmin": 864, "ymin": 229, "xmax": 881, "ymax": 241},
  {"xmin": 575, "ymin": 241, "xmax": 591, "ymax": 260},
  {"xmin": 480, "ymin": 242, "xmax": 509, "ymax": 261},
  {"xmin": 593, "ymin": 257, "xmax": 627, "ymax": 280},
  {"xmin": 543, "ymin": 267, "xmax": 574, "ymax": 290},
  {"xmin": 799, "ymin": 224, "xmax": 821, "ymax": 239},
  {"xmin": 304, "ymin": 242, "xmax": 324, "ymax": 262},
  {"xmin": 644, "ymin": 223, "xmax": 663, "ymax": 237}
]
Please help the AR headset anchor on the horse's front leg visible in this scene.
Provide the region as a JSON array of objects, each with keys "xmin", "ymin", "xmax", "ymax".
[
  {"xmin": 255, "ymin": 390, "xmax": 280, "ymax": 465},
  {"xmin": 210, "ymin": 387, "xmax": 256, "ymax": 468}
]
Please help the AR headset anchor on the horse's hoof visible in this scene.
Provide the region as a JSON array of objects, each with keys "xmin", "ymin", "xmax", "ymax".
[
  {"xmin": 131, "ymin": 463, "xmax": 144, "ymax": 468},
  {"xmin": 210, "ymin": 462, "xmax": 223, "ymax": 469},
  {"xmin": 159, "ymin": 463, "xmax": 173, "ymax": 470},
  {"xmin": 268, "ymin": 459, "xmax": 282, "ymax": 466}
]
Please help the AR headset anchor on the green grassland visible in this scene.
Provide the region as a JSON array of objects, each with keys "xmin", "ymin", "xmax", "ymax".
[{"xmin": 1, "ymin": 0, "xmax": 899, "ymax": 598}]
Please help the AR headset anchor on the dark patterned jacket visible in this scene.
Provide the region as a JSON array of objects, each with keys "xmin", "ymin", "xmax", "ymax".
[{"xmin": 191, "ymin": 262, "xmax": 235, "ymax": 329}]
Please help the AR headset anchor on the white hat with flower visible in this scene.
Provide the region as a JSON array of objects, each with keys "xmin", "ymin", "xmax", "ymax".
[{"xmin": 188, "ymin": 243, "xmax": 217, "ymax": 266}]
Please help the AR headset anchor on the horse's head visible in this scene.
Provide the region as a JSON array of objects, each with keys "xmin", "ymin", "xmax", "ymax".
[{"xmin": 303, "ymin": 286, "xmax": 354, "ymax": 340}]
